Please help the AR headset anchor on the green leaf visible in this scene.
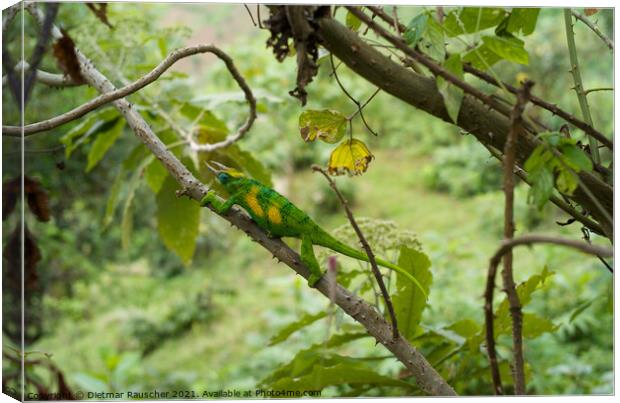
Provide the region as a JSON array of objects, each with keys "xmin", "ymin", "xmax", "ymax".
[
  {"xmin": 437, "ymin": 54, "xmax": 464, "ymax": 123},
  {"xmin": 393, "ymin": 246, "xmax": 432, "ymax": 342},
  {"xmin": 481, "ymin": 35, "xmax": 529, "ymax": 65},
  {"xmin": 299, "ymin": 109, "xmax": 347, "ymax": 144},
  {"xmin": 569, "ymin": 299, "xmax": 594, "ymax": 323},
  {"xmin": 103, "ymin": 169, "xmax": 125, "ymax": 228},
  {"xmin": 61, "ymin": 108, "xmax": 119, "ymax": 158},
  {"xmin": 346, "ymin": 9, "xmax": 362, "ymax": 31},
  {"xmin": 268, "ymin": 311, "xmax": 328, "ymax": 346},
  {"xmin": 122, "ymin": 144, "xmax": 149, "ymax": 171},
  {"xmin": 522, "ymin": 313, "xmax": 557, "ymax": 338},
  {"xmin": 121, "ymin": 163, "xmax": 146, "ymax": 250},
  {"xmin": 404, "ymin": 14, "xmax": 428, "ymax": 46},
  {"xmin": 156, "ymin": 175, "xmax": 201, "ymax": 264},
  {"xmin": 179, "ymin": 102, "xmax": 229, "ymax": 135},
  {"xmin": 507, "ymin": 8, "xmax": 540, "ymax": 36},
  {"xmin": 144, "ymin": 159, "xmax": 168, "ymax": 194},
  {"xmin": 270, "ymin": 363, "xmax": 411, "ymax": 391},
  {"xmin": 157, "ymin": 37, "xmax": 167, "ymax": 58},
  {"xmin": 86, "ymin": 118, "xmax": 125, "ymax": 172},
  {"xmin": 494, "ymin": 268, "xmax": 555, "ymax": 337},
  {"xmin": 462, "ymin": 42, "xmax": 502, "ymax": 70},
  {"xmin": 421, "ymin": 17, "xmax": 445, "ymax": 61},
  {"xmin": 559, "ymin": 144, "xmax": 593, "ymax": 172},
  {"xmin": 527, "ymin": 165, "xmax": 554, "ymax": 209},
  {"xmin": 447, "ymin": 319, "xmax": 480, "ymax": 338},
  {"xmin": 72, "ymin": 373, "xmax": 109, "ymax": 393},
  {"xmin": 556, "ymin": 168, "xmax": 578, "ymax": 194},
  {"xmin": 261, "ymin": 332, "xmax": 368, "ymax": 386},
  {"xmin": 444, "ymin": 7, "xmax": 507, "ymax": 37}
]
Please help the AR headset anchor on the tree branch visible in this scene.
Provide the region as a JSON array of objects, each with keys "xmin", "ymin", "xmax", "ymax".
[
  {"xmin": 364, "ymin": 5, "xmax": 612, "ymax": 151},
  {"xmin": 313, "ymin": 165, "xmax": 399, "ymax": 340},
  {"xmin": 315, "ymin": 12, "xmax": 612, "ymax": 239},
  {"xmin": 2, "ymin": 60, "xmax": 82, "ymax": 88},
  {"xmin": 22, "ymin": 3, "xmax": 456, "ymax": 396},
  {"xmin": 491, "ymin": 235, "xmax": 612, "ymax": 262},
  {"xmin": 500, "ymin": 81, "xmax": 533, "ymax": 394},
  {"xmin": 564, "ymin": 9, "xmax": 600, "ymax": 164},
  {"xmin": 462, "ymin": 64, "xmax": 612, "ymax": 150},
  {"xmin": 3, "ymin": 44, "xmax": 255, "ymax": 150},
  {"xmin": 571, "ymin": 10, "xmax": 613, "ymax": 51},
  {"xmin": 346, "ymin": 7, "xmax": 513, "ymax": 119}
]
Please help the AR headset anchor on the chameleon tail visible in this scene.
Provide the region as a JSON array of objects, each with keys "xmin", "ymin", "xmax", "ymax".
[{"xmin": 313, "ymin": 230, "xmax": 427, "ymax": 298}]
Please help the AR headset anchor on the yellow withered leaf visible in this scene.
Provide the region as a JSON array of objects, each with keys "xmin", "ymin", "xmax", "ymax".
[{"xmin": 328, "ymin": 139, "xmax": 374, "ymax": 176}]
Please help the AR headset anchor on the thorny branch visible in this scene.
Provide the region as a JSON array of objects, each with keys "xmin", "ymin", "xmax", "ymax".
[
  {"xmin": 571, "ymin": 10, "xmax": 613, "ymax": 51},
  {"xmin": 20, "ymin": 3, "xmax": 456, "ymax": 396},
  {"xmin": 564, "ymin": 9, "xmax": 601, "ymax": 164},
  {"xmin": 499, "ymin": 81, "xmax": 533, "ymax": 395},
  {"xmin": 313, "ymin": 165, "xmax": 399, "ymax": 340}
]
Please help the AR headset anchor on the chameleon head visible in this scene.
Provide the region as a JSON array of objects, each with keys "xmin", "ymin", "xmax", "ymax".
[{"xmin": 205, "ymin": 161, "xmax": 246, "ymax": 191}]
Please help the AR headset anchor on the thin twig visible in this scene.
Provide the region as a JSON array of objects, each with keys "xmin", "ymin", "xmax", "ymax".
[
  {"xmin": 491, "ymin": 234, "xmax": 612, "ymax": 262},
  {"xmin": 347, "ymin": 7, "xmax": 513, "ymax": 119},
  {"xmin": 571, "ymin": 10, "xmax": 613, "ymax": 51},
  {"xmin": 3, "ymin": 44, "xmax": 257, "ymax": 152},
  {"xmin": 564, "ymin": 9, "xmax": 600, "ymax": 164},
  {"xmin": 499, "ymin": 80, "xmax": 533, "ymax": 395},
  {"xmin": 463, "ymin": 65, "xmax": 613, "ymax": 150},
  {"xmin": 584, "ymin": 87, "xmax": 614, "ymax": 95},
  {"xmin": 312, "ymin": 165, "xmax": 399, "ymax": 340},
  {"xmin": 243, "ymin": 4, "xmax": 257, "ymax": 27},
  {"xmin": 23, "ymin": 3, "xmax": 59, "ymax": 108},
  {"xmin": 391, "ymin": 6, "xmax": 401, "ymax": 36},
  {"xmin": 2, "ymin": 61, "xmax": 82, "ymax": 88},
  {"xmin": 329, "ymin": 53, "xmax": 379, "ymax": 136},
  {"xmin": 256, "ymin": 5, "xmax": 263, "ymax": 29}
]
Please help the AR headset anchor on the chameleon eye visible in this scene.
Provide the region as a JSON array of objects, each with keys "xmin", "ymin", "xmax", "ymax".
[{"xmin": 218, "ymin": 173, "xmax": 230, "ymax": 182}]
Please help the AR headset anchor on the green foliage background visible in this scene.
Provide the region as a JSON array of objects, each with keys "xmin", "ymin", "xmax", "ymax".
[{"xmin": 2, "ymin": 4, "xmax": 613, "ymax": 397}]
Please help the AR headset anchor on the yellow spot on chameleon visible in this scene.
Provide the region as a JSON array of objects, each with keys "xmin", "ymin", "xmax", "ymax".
[
  {"xmin": 268, "ymin": 206, "xmax": 282, "ymax": 224},
  {"xmin": 245, "ymin": 186, "xmax": 264, "ymax": 217}
]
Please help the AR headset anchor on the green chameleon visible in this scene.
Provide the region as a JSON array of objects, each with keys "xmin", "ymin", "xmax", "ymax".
[{"xmin": 201, "ymin": 161, "xmax": 424, "ymax": 294}]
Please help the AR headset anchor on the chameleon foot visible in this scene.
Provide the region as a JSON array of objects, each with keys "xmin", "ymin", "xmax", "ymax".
[
  {"xmin": 200, "ymin": 190, "xmax": 217, "ymax": 207},
  {"xmin": 307, "ymin": 272, "xmax": 324, "ymax": 288}
]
